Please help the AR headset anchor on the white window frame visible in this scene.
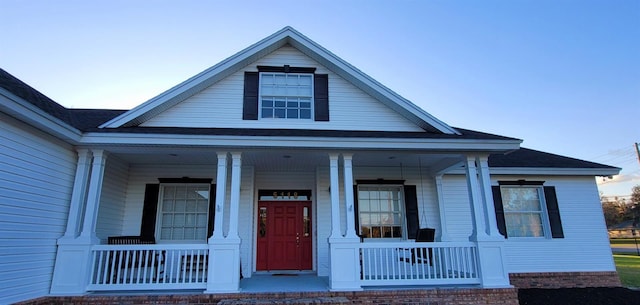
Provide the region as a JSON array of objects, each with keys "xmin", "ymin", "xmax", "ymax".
[
  {"xmin": 155, "ymin": 183, "xmax": 211, "ymax": 244},
  {"xmin": 357, "ymin": 184, "xmax": 406, "ymax": 241},
  {"xmin": 258, "ymin": 72, "xmax": 314, "ymax": 120},
  {"xmin": 500, "ymin": 185, "xmax": 551, "ymax": 238}
]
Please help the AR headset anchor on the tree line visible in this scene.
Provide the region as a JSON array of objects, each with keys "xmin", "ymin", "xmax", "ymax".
[{"xmin": 602, "ymin": 185, "xmax": 640, "ymax": 228}]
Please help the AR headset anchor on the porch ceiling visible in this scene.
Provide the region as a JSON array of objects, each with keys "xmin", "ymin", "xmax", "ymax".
[{"xmin": 109, "ymin": 148, "xmax": 464, "ymax": 173}]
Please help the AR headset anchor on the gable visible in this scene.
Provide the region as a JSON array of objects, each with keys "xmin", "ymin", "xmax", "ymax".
[
  {"xmin": 140, "ymin": 45, "xmax": 424, "ymax": 132},
  {"xmin": 101, "ymin": 27, "xmax": 458, "ymax": 134}
]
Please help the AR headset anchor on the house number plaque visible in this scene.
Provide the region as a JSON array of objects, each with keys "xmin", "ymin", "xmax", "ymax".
[{"xmin": 258, "ymin": 189, "xmax": 312, "ymax": 201}]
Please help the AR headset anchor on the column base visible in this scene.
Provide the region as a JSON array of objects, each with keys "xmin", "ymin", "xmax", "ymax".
[
  {"xmin": 328, "ymin": 238, "xmax": 363, "ymax": 291},
  {"xmin": 476, "ymin": 240, "xmax": 512, "ymax": 288},
  {"xmin": 50, "ymin": 242, "xmax": 93, "ymax": 295},
  {"xmin": 205, "ymin": 239, "xmax": 241, "ymax": 293}
]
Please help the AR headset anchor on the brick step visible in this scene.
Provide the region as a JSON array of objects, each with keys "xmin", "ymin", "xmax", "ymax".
[
  {"xmin": 218, "ymin": 296, "xmax": 350, "ymax": 304},
  {"xmin": 16, "ymin": 288, "xmax": 519, "ymax": 305}
]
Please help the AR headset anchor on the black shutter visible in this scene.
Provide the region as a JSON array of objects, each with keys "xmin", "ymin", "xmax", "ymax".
[
  {"xmin": 544, "ymin": 186, "xmax": 564, "ymax": 238},
  {"xmin": 353, "ymin": 185, "xmax": 359, "ymax": 237},
  {"xmin": 404, "ymin": 185, "xmax": 419, "ymax": 239},
  {"xmin": 140, "ymin": 184, "xmax": 160, "ymax": 240},
  {"xmin": 243, "ymin": 72, "xmax": 259, "ymax": 120},
  {"xmin": 207, "ymin": 184, "xmax": 216, "ymax": 238},
  {"xmin": 314, "ymin": 74, "xmax": 329, "ymax": 121},
  {"xmin": 492, "ymin": 186, "xmax": 507, "ymax": 238}
]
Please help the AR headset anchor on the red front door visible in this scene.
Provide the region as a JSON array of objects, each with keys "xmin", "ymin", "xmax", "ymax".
[{"xmin": 256, "ymin": 201, "xmax": 312, "ymax": 271}]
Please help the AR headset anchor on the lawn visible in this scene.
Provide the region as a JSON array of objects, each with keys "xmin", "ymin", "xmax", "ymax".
[
  {"xmin": 611, "ymin": 238, "xmax": 640, "ymax": 246},
  {"xmin": 614, "ymin": 254, "xmax": 640, "ymax": 288}
]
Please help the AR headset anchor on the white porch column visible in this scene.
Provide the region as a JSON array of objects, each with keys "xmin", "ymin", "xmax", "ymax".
[
  {"xmin": 328, "ymin": 153, "xmax": 341, "ymax": 239},
  {"xmin": 209, "ymin": 152, "xmax": 228, "ymax": 241},
  {"xmin": 465, "ymin": 155, "xmax": 510, "ymax": 288},
  {"xmin": 59, "ymin": 149, "xmax": 92, "ymax": 241},
  {"xmin": 464, "ymin": 155, "xmax": 490, "ymax": 241},
  {"xmin": 434, "ymin": 175, "xmax": 452, "ymax": 241},
  {"xmin": 206, "ymin": 152, "xmax": 241, "ymax": 293},
  {"xmin": 328, "ymin": 153, "xmax": 362, "ymax": 291},
  {"xmin": 227, "ymin": 152, "xmax": 242, "ymax": 240},
  {"xmin": 51, "ymin": 149, "xmax": 107, "ymax": 295},
  {"xmin": 477, "ymin": 155, "xmax": 503, "ymax": 238},
  {"xmin": 78, "ymin": 149, "xmax": 108, "ymax": 244},
  {"xmin": 343, "ymin": 153, "xmax": 359, "ymax": 239}
]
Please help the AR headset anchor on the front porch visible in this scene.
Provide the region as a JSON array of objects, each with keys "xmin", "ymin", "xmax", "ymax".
[{"xmin": 50, "ymin": 148, "xmax": 512, "ymax": 295}]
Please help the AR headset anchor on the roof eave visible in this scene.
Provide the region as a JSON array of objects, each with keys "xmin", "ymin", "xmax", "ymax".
[
  {"xmin": 79, "ymin": 131, "xmax": 520, "ymax": 151},
  {"xmin": 487, "ymin": 167, "xmax": 621, "ymax": 176},
  {"xmin": 0, "ymin": 88, "xmax": 82, "ymax": 143}
]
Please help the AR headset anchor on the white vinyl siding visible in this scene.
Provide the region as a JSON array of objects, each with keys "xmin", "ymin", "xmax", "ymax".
[
  {"xmin": 440, "ymin": 174, "xmax": 615, "ymax": 273},
  {"xmin": 95, "ymin": 156, "xmax": 129, "ymax": 239},
  {"xmin": 0, "ymin": 113, "xmax": 76, "ymax": 304},
  {"xmin": 141, "ymin": 46, "xmax": 423, "ymax": 132},
  {"xmin": 495, "ymin": 176, "xmax": 615, "ymax": 273}
]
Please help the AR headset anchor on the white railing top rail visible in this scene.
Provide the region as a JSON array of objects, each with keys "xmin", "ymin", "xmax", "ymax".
[
  {"xmin": 92, "ymin": 243, "xmax": 208, "ymax": 251},
  {"xmin": 358, "ymin": 241, "xmax": 476, "ymax": 249}
]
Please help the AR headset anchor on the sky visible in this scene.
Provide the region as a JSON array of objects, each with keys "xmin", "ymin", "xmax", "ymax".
[{"xmin": 1, "ymin": 0, "xmax": 639, "ymax": 197}]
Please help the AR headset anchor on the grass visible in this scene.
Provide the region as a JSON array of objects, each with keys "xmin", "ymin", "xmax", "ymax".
[
  {"xmin": 614, "ymin": 254, "xmax": 640, "ymax": 287},
  {"xmin": 611, "ymin": 238, "xmax": 640, "ymax": 245}
]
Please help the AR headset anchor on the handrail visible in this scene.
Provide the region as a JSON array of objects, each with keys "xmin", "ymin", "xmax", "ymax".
[
  {"xmin": 359, "ymin": 241, "xmax": 480, "ymax": 286},
  {"xmin": 88, "ymin": 244, "xmax": 209, "ymax": 291}
]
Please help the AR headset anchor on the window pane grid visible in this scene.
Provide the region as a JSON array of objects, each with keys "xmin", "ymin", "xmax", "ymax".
[
  {"xmin": 159, "ymin": 184, "xmax": 209, "ymax": 242},
  {"xmin": 500, "ymin": 186, "xmax": 546, "ymax": 237},
  {"xmin": 358, "ymin": 186, "xmax": 404, "ymax": 239},
  {"xmin": 260, "ymin": 73, "xmax": 313, "ymax": 119}
]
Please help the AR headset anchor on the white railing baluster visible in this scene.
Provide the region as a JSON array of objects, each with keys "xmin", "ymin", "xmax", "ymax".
[
  {"xmin": 88, "ymin": 244, "xmax": 209, "ymax": 290},
  {"xmin": 358, "ymin": 242, "xmax": 480, "ymax": 286}
]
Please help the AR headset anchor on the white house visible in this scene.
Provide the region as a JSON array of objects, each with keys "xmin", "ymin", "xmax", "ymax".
[{"xmin": 0, "ymin": 27, "xmax": 620, "ymax": 304}]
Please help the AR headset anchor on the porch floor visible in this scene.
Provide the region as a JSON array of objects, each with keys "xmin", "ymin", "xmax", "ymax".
[{"xmin": 241, "ymin": 274, "xmax": 329, "ymax": 292}]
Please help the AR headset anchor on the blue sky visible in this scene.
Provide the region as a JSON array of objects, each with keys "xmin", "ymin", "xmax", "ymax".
[{"xmin": 2, "ymin": 0, "xmax": 639, "ymax": 197}]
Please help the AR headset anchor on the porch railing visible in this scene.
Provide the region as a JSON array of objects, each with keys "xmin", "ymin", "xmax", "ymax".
[
  {"xmin": 359, "ymin": 242, "xmax": 480, "ymax": 286},
  {"xmin": 88, "ymin": 244, "xmax": 209, "ymax": 290}
]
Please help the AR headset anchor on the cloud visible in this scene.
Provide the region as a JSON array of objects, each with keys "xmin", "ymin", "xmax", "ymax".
[{"xmin": 597, "ymin": 173, "xmax": 640, "ymax": 185}]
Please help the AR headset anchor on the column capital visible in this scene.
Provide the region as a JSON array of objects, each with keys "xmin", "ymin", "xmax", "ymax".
[
  {"xmin": 217, "ymin": 151, "xmax": 228, "ymax": 159},
  {"xmin": 329, "ymin": 153, "xmax": 340, "ymax": 161},
  {"xmin": 342, "ymin": 153, "xmax": 354, "ymax": 160},
  {"xmin": 91, "ymin": 149, "xmax": 108, "ymax": 160}
]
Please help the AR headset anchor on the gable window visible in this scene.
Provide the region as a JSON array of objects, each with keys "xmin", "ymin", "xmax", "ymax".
[
  {"xmin": 357, "ymin": 185, "xmax": 405, "ymax": 239},
  {"xmin": 156, "ymin": 184, "xmax": 210, "ymax": 243},
  {"xmin": 260, "ymin": 73, "xmax": 313, "ymax": 119},
  {"xmin": 243, "ymin": 66, "xmax": 329, "ymax": 121},
  {"xmin": 492, "ymin": 183, "xmax": 564, "ymax": 239}
]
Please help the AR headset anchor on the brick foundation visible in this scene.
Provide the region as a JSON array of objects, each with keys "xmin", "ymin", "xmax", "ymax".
[
  {"xmin": 16, "ymin": 288, "xmax": 518, "ymax": 305},
  {"xmin": 509, "ymin": 271, "xmax": 622, "ymax": 289}
]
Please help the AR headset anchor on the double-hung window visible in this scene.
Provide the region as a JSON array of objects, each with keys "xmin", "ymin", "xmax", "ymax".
[
  {"xmin": 357, "ymin": 185, "xmax": 405, "ymax": 239},
  {"xmin": 499, "ymin": 186, "xmax": 547, "ymax": 237},
  {"xmin": 156, "ymin": 184, "xmax": 210, "ymax": 243},
  {"xmin": 259, "ymin": 73, "xmax": 313, "ymax": 119}
]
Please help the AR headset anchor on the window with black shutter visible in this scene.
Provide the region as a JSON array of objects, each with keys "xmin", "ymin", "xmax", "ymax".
[
  {"xmin": 140, "ymin": 179, "xmax": 216, "ymax": 243},
  {"xmin": 492, "ymin": 182, "xmax": 563, "ymax": 239},
  {"xmin": 242, "ymin": 66, "xmax": 329, "ymax": 121},
  {"xmin": 352, "ymin": 181, "xmax": 419, "ymax": 240}
]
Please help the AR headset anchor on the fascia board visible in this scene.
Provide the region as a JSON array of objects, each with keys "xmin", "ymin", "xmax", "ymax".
[
  {"xmin": 100, "ymin": 28, "xmax": 293, "ymax": 128},
  {"xmin": 0, "ymin": 89, "xmax": 82, "ymax": 143},
  {"xmin": 445, "ymin": 167, "xmax": 621, "ymax": 176},
  {"xmin": 80, "ymin": 132, "xmax": 520, "ymax": 151}
]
